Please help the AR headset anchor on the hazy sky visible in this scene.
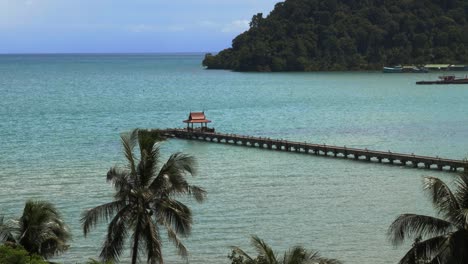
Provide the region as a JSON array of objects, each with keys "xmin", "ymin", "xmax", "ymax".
[{"xmin": 0, "ymin": 0, "xmax": 280, "ymax": 53}]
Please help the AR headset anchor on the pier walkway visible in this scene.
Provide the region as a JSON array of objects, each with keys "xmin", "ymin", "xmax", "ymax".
[{"xmin": 154, "ymin": 128, "xmax": 467, "ymax": 172}]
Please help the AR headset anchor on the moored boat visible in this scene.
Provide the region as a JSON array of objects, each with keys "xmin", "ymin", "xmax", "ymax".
[
  {"xmin": 383, "ymin": 65, "xmax": 428, "ymax": 73},
  {"xmin": 416, "ymin": 75, "xmax": 468, "ymax": 84},
  {"xmin": 383, "ymin": 66, "xmax": 402, "ymax": 73},
  {"xmin": 424, "ymin": 64, "xmax": 450, "ymax": 71},
  {"xmin": 448, "ymin": 64, "xmax": 468, "ymax": 71},
  {"xmin": 403, "ymin": 66, "xmax": 428, "ymax": 73}
]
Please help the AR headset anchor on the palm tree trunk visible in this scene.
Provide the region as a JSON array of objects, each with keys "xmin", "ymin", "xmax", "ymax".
[{"xmin": 132, "ymin": 219, "xmax": 142, "ymax": 264}]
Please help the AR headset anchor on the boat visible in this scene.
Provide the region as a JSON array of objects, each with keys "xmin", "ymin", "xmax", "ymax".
[
  {"xmin": 448, "ymin": 64, "xmax": 468, "ymax": 71},
  {"xmin": 424, "ymin": 64, "xmax": 450, "ymax": 71},
  {"xmin": 402, "ymin": 65, "xmax": 428, "ymax": 73},
  {"xmin": 416, "ymin": 75, "xmax": 468, "ymax": 85},
  {"xmin": 383, "ymin": 66, "xmax": 402, "ymax": 73},
  {"xmin": 383, "ymin": 65, "xmax": 428, "ymax": 73}
]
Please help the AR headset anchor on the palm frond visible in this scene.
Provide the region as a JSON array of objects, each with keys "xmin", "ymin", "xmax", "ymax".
[
  {"xmin": 107, "ymin": 167, "xmax": 132, "ymax": 194},
  {"xmin": 155, "ymin": 199, "xmax": 192, "ymax": 237},
  {"xmin": 454, "ymin": 173, "xmax": 468, "ymax": 227},
  {"xmin": 166, "ymin": 224, "xmax": 188, "ymax": 260},
  {"xmin": 86, "ymin": 258, "xmax": 114, "ymax": 264},
  {"xmin": 129, "ymin": 217, "xmax": 145, "ymax": 264},
  {"xmin": 305, "ymin": 250, "xmax": 320, "ymax": 262},
  {"xmin": 283, "ymin": 246, "xmax": 341, "ymax": 264},
  {"xmin": 233, "ymin": 236, "xmax": 341, "ymax": 264},
  {"xmin": 230, "ymin": 246, "xmax": 254, "ymax": 261},
  {"xmin": 138, "ymin": 129, "xmax": 158, "ymax": 161},
  {"xmin": 250, "ymin": 235, "xmax": 278, "ymax": 264},
  {"xmin": 138, "ymin": 144, "xmax": 160, "ymax": 189},
  {"xmin": 446, "ymin": 229, "xmax": 468, "ymax": 263},
  {"xmin": 152, "ymin": 153, "xmax": 197, "ymax": 193},
  {"xmin": 138, "ymin": 131, "xmax": 154, "ymax": 151},
  {"xmin": 99, "ymin": 207, "xmax": 130, "ymax": 263},
  {"xmin": 425, "ymin": 229, "xmax": 468, "ymax": 264},
  {"xmin": 141, "ymin": 214, "xmax": 162, "ymax": 264},
  {"xmin": 316, "ymin": 259, "xmax": 343, "ymax": 264},
  {"xmin": 40, "ymin": 236, "xmax": 70, "ymax": 259},
  {"xmin": 387, "ymin": 214, "xmax": 453, "ymax": 246},
  {"xmin": 0, "ymin": 216, "xmax": 16, "ymax": 243},
  {"xmin": 454, "ymin": 172, "xmax": 468, "ymax": 206},
  {"xmin": 41, "ymin": 218, "xmax": 72, "ymax": 257},
  {"xmin": 424, "ymin": 177, "xmax": 460, "ymax": 220},
  {"xmin": 283, "ymin": 246, "xmax": 308, "ymax": 264},
  {"xmin": 150, "ymin": 145, "xmax": 161, "ymax": 173},
  {"xmin": 167, "ymin": 153, "xmax": 197, "ymax": 175},
  {"xmin": 188, "ymin": 185, "xmax": 207, "ymax": 203},
  {"xmin": 397, "ymin": 235, "xmax": 449, "ymax": 264},
  {"xmin": 81, "ymin": 201, "xmax": 126, "ymax": 236},
  {"xmin": 457, "ymin": 208, "xmax": 468, "ymax": 229},
  {"xmin": 120, "ymin": 129, "xmax": 139, "ymax": 177}
]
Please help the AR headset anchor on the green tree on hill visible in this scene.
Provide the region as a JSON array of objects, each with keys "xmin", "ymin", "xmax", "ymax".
[
  {"xmin": 81, "ymin": 129, "xmax": 207, "ymax": 264},
  {"xmin": 203, "ymin": 0, "xmax": 468, "ymax": 71}
]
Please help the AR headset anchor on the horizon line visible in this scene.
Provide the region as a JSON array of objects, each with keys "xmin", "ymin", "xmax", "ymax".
[{"xmin": 0, "ymin": 51, "xmax": 219, "ymax": 56}]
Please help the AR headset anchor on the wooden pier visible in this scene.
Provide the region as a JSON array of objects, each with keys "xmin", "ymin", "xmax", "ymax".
[{"xmin": 154, "ymin": 128, "xmax": 467, "ymax": 172}]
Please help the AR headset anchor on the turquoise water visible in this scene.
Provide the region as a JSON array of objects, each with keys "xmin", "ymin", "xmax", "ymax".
[{"xmin": 0, "ymin": 54, "xmax": 467, "ymax": 263}]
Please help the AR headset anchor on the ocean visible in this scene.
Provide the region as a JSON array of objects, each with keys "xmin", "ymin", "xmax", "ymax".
[{"xmin": 0, "ymin": 54, "xmax": 467, "ymax": 263}]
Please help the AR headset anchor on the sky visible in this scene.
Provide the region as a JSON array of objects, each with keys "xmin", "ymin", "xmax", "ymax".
[{"xmin": 0, "ymin": 0, "xmax": 280, "ymax": 53}]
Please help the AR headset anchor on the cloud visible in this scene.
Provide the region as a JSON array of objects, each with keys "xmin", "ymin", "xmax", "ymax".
[
  {"xmin": 198, "ymin": 20, "xmax": 218, "ymax": 28},
  {"xmin": 125, "ymin": 24, "xmax": 185, "ymax": 33},
  {"xmin": 221, "ymin": 20, "xmax": 249, "ymax": 33}
]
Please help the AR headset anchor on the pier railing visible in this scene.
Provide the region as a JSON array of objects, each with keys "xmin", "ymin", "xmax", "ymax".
[{"xmin": 151, "ymin": 128, "xmax": 467, "ymax": 172}]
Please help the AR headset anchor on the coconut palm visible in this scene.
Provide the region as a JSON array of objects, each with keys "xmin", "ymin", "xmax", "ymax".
[
  {"xmin": 388, "ymin": 172, "xmax": 468, "ymax": 264},
  {"xmin": 82, "ymin": 129, "xmax": 206, "ymax": 264},
  {"xmin": 0, "ymin": 200, "xmax": 71, "ymax": 259},
  {"xmin": 230, "ymin": 235, "xmax": 342, "ymax": 264},
  {"xmin": 0, "ymin": 215, "xmax": 15, "ymax": 243}
]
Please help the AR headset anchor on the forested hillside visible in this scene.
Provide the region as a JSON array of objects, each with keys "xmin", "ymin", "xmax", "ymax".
[{"xmin": 203, "ymin": 0, "xmax": 468, "ymax": 71}]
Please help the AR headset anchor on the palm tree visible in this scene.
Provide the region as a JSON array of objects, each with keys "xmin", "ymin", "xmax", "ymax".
[
  {"xmin": 230, "ymin": 235, "xmax": 342, "ymax": 264},
  {"xmin": 0, "ymin": 200, "xmax": 71, "ymax": 259},
  {"xmin": 82, "ymin": 129, "xmax": 206, "ymax": 264},
  {"xmin": 0, "ymin": 215, "xmax": 15, "ymax": 243},
  {"xmin": 388, "ymin": 172, "xmax": 468, "ymax": 264}
]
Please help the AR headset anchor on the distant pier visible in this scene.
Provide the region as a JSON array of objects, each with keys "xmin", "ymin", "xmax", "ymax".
[{"xmin": 152, "ymin": 128, "xmax": 467, "ymax": 173}]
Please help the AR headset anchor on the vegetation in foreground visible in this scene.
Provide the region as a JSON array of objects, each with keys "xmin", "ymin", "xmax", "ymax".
[
  {"xmin": 0, "ymin": 244, "xmax": 48, "ymax": 264},
  {"xmin": 229, "ymin": 235, "xmax": 342, "ymax": 264},
  {"xmin": 388, "ymin": 172, "xmax": 468, "ymax": 263},
  {"xmin": 81, "ymin": 129, "xmax": 207, "ymax": 264},
  {"xmin": 0, "ymin": 200, "xmax": 71, "ymax": 260},
  {"xmin": 203, "ymin": 0, "xmax": 468, "ymax": 71}
]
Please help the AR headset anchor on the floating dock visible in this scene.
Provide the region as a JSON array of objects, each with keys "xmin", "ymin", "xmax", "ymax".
[{"xmin": 153, "ymin": 128, "xmax": 467, "ymax": 173}]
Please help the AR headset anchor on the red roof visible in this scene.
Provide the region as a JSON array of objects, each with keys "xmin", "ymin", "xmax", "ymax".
[{"xmin": 183, "ymin": 112, "xmax": 211, "ymax": 123}]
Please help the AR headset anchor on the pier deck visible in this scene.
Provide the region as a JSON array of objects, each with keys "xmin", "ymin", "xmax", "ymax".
[{"xmin": 154, "ymin": 129, "xmax": 467, "ymax": 172}]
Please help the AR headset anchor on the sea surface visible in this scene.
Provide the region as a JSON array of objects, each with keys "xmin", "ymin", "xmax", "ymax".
[{"xmin": 0, "ymin": 54, "xmax": 467, "ymax": 264}]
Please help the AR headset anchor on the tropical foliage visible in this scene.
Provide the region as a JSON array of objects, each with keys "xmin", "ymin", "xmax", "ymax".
[
  {"xmin": 0, "ymin": 244, "xmax": 48, "ymax": 264},
  {"xmin": 86, "ymin": 258, "xmax": 114, "ymax": 264},
  {"xmin": 0, "ymin": 200, "xmax": 71, "ymax": 259},
  {"xmin": 203, "ymin": 0, "xmax": 468, "ymax": 71},
  {"xmin": 81, "ymin": 129, "xmax": 207, "ymax": 264},
  {"xmin": 229, "ymin": 235, "xmax": 342, "ymax": 264},
  {"xmin": 388, "ymin": 172, "xmax": 468, "ymax": 264}
]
